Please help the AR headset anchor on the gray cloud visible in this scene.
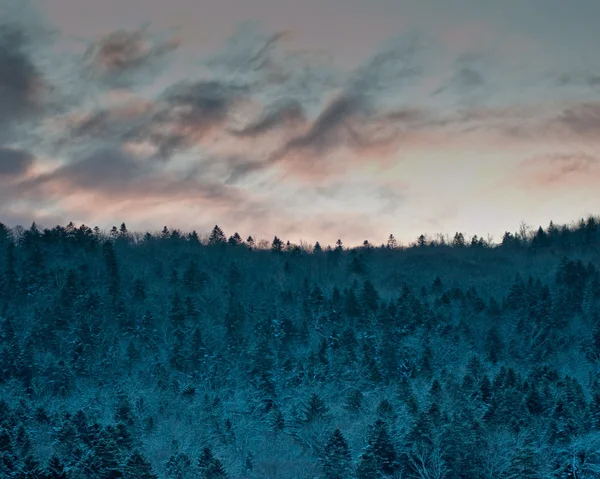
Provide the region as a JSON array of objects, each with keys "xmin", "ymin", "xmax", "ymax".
[
  {"xmin": 432, "ymin": 53, "xmax": 487, "ymax": 99},
  {"xmin": 23, "ymin": 147, "xmax": 146, "ymax": 193},
  {"xmin": 84, "ymin": 25, "xmax": 180, "ymax": 88},
  {"xmin": 61, "ymin": 26, "xmax": 428, "ymax": 183},
  {"xmin": 11, "ymin": 5, "xmax": 600, "ymax": 227},
  {"xmin": 271, "ymin": 34, "xmax": 424, "ymax": 157},
  {"xmin": 70, "ymin": 109, "xmax": 149, "ymax": 144},
  {"xmin": 206, "ymin": 24, "xmax": 289, "ymax": 79},
  {"xmin": 0, "ymin": 23, "xmax": 45, "ymax": 131},
  {"xmin": 63, "ymin": 79, "xmax": 247, "ymax": 161},
  {"xmin": 230, "ymin": 100, "xmax": 306, "ymax": 137},
  {"xmin": 455, "ymin": 67, "xmax": 485, "ymax": 90},
  {"xmin": 556, "ymin": 70, "xmax": 600, "ymax": 88},
  {"xmin": 433, "ymin": 66, "xmax": 485, "ymax": 97},
  {"xmin": 518, "ymin": 152, "xmax": 600, "ymax": 188},
  {"xmin": 16, "ymin": 146, "xmax": 247, "ymax": 212},
  {"xmin": 557, "ymin": 102, "xmax": 600, "ymax": 137},
  {"xmin": 224, "ymin": 159, "xmax": 267, "ymax": 185},
  {"xmin": 142, "ymin": 79, "xmax": 249, "ymax": 157},
  {"xmin": 0, "ymin": 148, "xmax": 35, "ymax": 177},
  {"xmin": 278, "ymin": 95, "xmax": 366, "ymax": 154}
]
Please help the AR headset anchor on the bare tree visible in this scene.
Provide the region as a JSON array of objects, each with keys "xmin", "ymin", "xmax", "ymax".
[
  {"xmin": 517, "ymin": 221, "xmax": 531, "ymax": 243},
  {"xmin": 406, "ymin": 439, "xmax": 449, "ymax": 479},
  {"xmin": 481, "ymin": 430, "xmax": 515, "ymax": 479}
]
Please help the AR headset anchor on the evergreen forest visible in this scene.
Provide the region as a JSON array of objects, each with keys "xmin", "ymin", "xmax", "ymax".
[{"xmin": 1, "ymin": 217, "xmax": 600, "ymax": 478}]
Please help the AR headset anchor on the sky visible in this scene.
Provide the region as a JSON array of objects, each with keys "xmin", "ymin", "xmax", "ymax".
[{"xmin": 1, "ymin": 0, "xmax": 599, "ymax": 246}]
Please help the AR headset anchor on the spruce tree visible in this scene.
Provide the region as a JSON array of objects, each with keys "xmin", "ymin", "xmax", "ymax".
[
  {"xmin": 356, "ymin": 445, "xmax": 379, "ymax": 479},
  {"xmin": 46, "ymin": 455, "xmax": 68, "ymax": 479},
  {"xmin": 344, "ymin": 389, "xmax": 363, "ymax": 413},
  {"xmin": 208, "ymin": 225, "xmax": 226, "ymax": 245},
  {"xmin": 507, "ymin": 440, "xmax": 538, "ymax": 479},
  {"xmin": 166, "ymin": 452, "xmax": 192, "ymax": 479},
  {"xmin": 124, "ymin": 451, "xmax": 158, "ymax": 479},
  {"xmin": 302, "ymin": 393, "xmax": 330, "ymax": 423},
  {"xmin": 197, "ymin": 447, "xmax": 228, "ymax": 479},
  {"xmin": 169, "ymin": 293, "xmax": 187, "ymax": 371},
  {"xmin": 103, "ymin": 240, "xmax": 120, "ymax": 299},
  {"xmin": 321, "ymin": 429, "xmax": 352, "ymax": 479},
  {"xmin": 370, "ymin": 419, "xmax": 399, "ymax": 476}
]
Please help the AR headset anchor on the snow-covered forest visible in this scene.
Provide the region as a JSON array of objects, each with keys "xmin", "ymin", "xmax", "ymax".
[{"xmin": 1, "ymin": 217, "xmax": 600, "ymax": 478}]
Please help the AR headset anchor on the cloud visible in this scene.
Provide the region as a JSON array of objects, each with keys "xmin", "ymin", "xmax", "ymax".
[
  {"xmin": 140, "ymin": 79, "xmax": 250, "ymax": 158},
  {"xmin": 62, "ymin": 78, "xmax": 247, "ymax": 161},
  {"xmin": 213, "ymin": 34, "xmax": 426, "ymax": 179},
  {"xmin": 230, "ymin": 100, "xmax": 306, "ymax": 137},
  {"xmin": 84, "ymin": 25, "xmax": 180, "ymax": 87},
  {"xmin": 63, "ymin": 92, "xmax": 157, "ymax": 157},
  {"xmin": 0, "ymin": 148, "xmax": 35, "ymax": 177},
  {"xmin": 275, "ymin": 94, "xmax": 366, "ymax": 157},
  {"xmin": 452, "ymin": 66, "xmax": 485, "ymax": 90},
  {"xmin": 57, "ymin": 26, "xmax": 430, "ymax": 186},
  {"xmin": 519, "ymin": 153, "xmax": 600, "ymax": 188},
  {"xmin": 432, "ymin": 53, "xmax": 487, "ymax": 101},
  {"xmin": 263, "ymin": 100, "xmax": 430, "ymax": 178},
  {"xmin": 15, "ymin": 146, "xmax": 250, "ymax": 221},
  {"xmin": 21, "ymin": 147, "xmax": 147, "ymax": 195},
  {"xmin": 0, "ymin": 23, "xmax": 46, "ymax": 131},
  {"xmin": 206, "ymin": 24, "xmax": 290, "ymax": 79},
  {"xmin": 264, "ymin": 34, "xmax": 424, "ymax": 166},
  {"xmin": 7, "ymin": 5, "xmax": 600, "ymax": 243},
  {"xmin": 556, "ymin": 102, "xmax": 600, "ymax": 138},
  {"xmin": 348, "ymin": 32, "xmax": 422, "ymax": 96},
  {"xmin": 556, "ymin": 70, "xmax": 600, "ymax": 88}
]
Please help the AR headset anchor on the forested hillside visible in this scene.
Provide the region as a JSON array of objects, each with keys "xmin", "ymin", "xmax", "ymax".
[{"xmin": 1, "ymin": 217, "xmax": 600, "ymax": 478}]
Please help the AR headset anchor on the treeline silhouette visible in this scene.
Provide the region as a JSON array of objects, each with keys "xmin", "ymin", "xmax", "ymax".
[{"xmin": 0, "ymin": 215, "xmax": 599, "ymax": 478}]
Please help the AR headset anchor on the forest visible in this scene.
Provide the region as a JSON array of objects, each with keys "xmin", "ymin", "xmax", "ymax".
[{"xmin": 0, "ymin": 216, "xmax": 600, "ymax": 478}]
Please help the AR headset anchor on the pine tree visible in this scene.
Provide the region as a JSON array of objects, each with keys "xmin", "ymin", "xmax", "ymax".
[
  {"xmin": 526, "ymin": 384, "xmax": 544, "ymax": 415},
  {"xmin": 269, "ymin": 406, "xmax": 286, "ymax": 434},
  {"xmin": 485, "ymin": 325, "xmax": 503, "ymax": 364},
  {"xmin": 356, "ymin": 445, "xmax": 379, "ymax": 479},
  {"xmin": 114, "ymin": 390, "xmax": 135, "ymax": 427},
  {"xmin": 132, "ymin": 278, "xmax": 146, "ymax": 301},
  {"xmin": 197, "ymin": 447, "xmax": 228, "ymax": 479},
  {"xmin": 302, "ymin": 393, "xmax": 330, "ymax": 423},
  {"xmin": 46, "ymin": 455, "xmax": 68, "ymax": 479},
  {"xmin": 507, "ymin": 440, "xmax": 538, "ymax": 479},
  {"xmin": 208, "ymin": 225, "xmax": 226, "ymax": 245},
  {"xmin": 124, "ymin": 451, "xmax": 158, "ymax": 479},
  {"xmin": 103, "ymin": 240, "xmax": 120, "ymax": 299},
  {"xmin": 3, "ymin": 241, "xmax": 17, "ymax": 299},
  {"xmin": 189, "ymin": 326, "xmax": 205, "ymax": 373},
  {"xmin": 169, "ymin": 293, "xmax": 187, "ymax": 371},
  {"xmin": 271, "ymin": 236, "xmax": 283, "ymax": 252},
  {"xmin": 227, "ymin": 232, "xmax": 243, "ymax": 246},
  {"xmin": 224, "ymin": 295, "xmax": 244, "ymax": 345},
  {"xmin": 166, "ymin": 452, "xmax": 192, "ymax": 479},
  {"xmin": 369, "ymin": 419, "xmax": 399, "ymax": 476},
  {"xmin": 321, "ymin": 429, "xmax": 352, "ymax": 479},
  {"xmin": 89, "ymin": 431, "xmax": 123, "ymax": 478},
  {"xmin": 387, "ymin": 234, "xmax": 398, "ymax": 249},
  {"xmin": 344, "ymin": 389, "xmax": 363, "ymax": 413},
  {"xmin": 376, "ymin": 399, "xmax": 397, "ymax": 422},
  {"xmin": 183, "ymin": 260, "xmax": 201, "ymax": 290},
  {"xmin": 20, "ymin": 454, "xmax": 44, "ymax": 479},
  {"xmin": 362, "ymin": 280, "xmax": 379, "ymax": 312}
]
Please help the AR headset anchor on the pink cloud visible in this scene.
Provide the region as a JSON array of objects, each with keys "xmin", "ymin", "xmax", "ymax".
[{"xmin": 518, "ymin": 153, "xmax": 600, "ymax": 189}]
